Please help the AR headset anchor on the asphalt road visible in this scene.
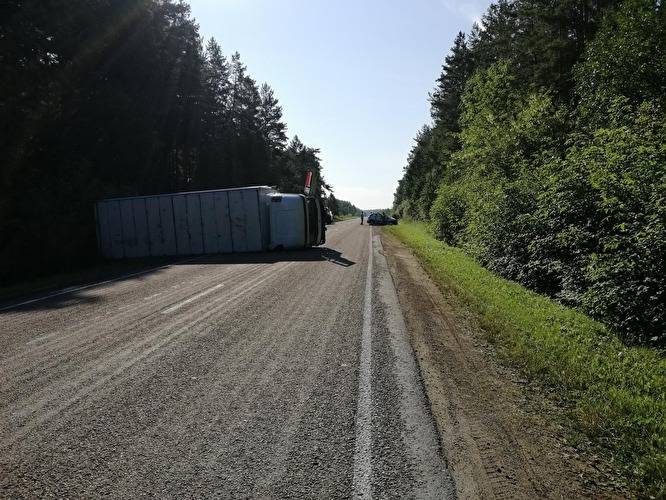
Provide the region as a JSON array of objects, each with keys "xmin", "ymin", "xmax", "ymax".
[{"xmin": 0, "ymin": 220, "xmax": 454, "ymax": 498}]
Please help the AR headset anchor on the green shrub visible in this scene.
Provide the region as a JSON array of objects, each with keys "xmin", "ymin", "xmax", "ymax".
[
  {"xmin": 529, "ymin": 99, "xmax": 666, "ymax": 344},
  {"xmin": 428, "ymin": 181, "xmax": 468, "ymax": 243}
]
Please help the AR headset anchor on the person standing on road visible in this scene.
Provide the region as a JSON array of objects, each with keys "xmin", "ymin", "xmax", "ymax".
[{"xmin": 360, "ymin": 211, "xmax": 364, "ymax": 225}]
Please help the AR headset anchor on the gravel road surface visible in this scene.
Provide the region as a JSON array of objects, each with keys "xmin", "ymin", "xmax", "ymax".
[{"xmin": 0, "ymin": 220, "xmax": 454, "ymax": 498}]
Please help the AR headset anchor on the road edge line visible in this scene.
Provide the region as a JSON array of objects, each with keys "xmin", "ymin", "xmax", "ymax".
[
  {"xmin": 352, "ymin": 228, "xmax": 374, "ymax": 499},
  {"xmin": 0, "ymin": 256, "xmax": 202, "ymax": 313}
]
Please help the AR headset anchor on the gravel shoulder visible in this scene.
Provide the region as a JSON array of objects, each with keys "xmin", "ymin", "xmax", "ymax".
[{"xmin": 380, "ymin": 229, "xmax": 629, "ymax": 499}]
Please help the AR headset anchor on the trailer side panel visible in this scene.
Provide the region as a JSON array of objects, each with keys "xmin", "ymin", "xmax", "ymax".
[
  {"xmin": 214, "ymin": 191, "xmax": 233, "ymax": 253},
  {"xmin": 172, "ymin": 195, "xmax": 190, "ymax": 256},
  {"xmin": 228, "ymin": 190, "xmax": 247, "ymax": 252},
  {"xmin": 146, "ymin": 197, "xmax": 163, "ymax": 256},
  {"xmin": 243, "ymin": 189, "xmax": 262, "ymax": 252},
  {"xmin": 132, "ymin": 198, "xmax": 150, "ymax": 257},
  {"xmin": 96, "ymin": 186, "xmax": 275, "ymax": 259},
  {"xmin": 186, "ymin": 194, "xmax": 204, "ymax": 255}
]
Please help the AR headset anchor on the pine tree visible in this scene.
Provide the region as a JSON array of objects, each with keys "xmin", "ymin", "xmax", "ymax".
[
  {"xmin": 328, "ymin": 193, "xmax": 339, "ymax": 217},
  {"xmin": 0, "ymin": 0, "xmax": 205, "ymax": 279},
  {"xmin": 203, "ymin": 38, "xmax": 231, "ymax": 115},
  {"xmin": 258, "ymin": 83, "xmax": 287, "ymax": 151},
  {"xmin": 229, "ymin": 52, "xmax": 260, "ymax": 133},
  {"xmin": 279, "ymin": 136, "xmax": 328, "ymax": 196},
  {"xmin": 198, "ymin": 38, "xmax": 232, "ymax": 188},
  {"xmin": 430, "ymin": 32, "xmax": 474, "ymax": 132}
]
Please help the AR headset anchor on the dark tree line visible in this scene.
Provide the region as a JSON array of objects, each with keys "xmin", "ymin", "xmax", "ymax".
[
  {"xmin": 394, "ymin": 0, "xmax": 665, "ymax": 345},
  {"xmin": 0, "ymin": 0, "xmax": 329, "ymax": 283},
  {"xmin": 326, "ymin": 194, "xmax": 361, "ymax": 218}
]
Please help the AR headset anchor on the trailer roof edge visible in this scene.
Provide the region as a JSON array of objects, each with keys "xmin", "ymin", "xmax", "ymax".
[{"xmin": 97, "ymin": 186, "xmax": 276, "ymax": 203}]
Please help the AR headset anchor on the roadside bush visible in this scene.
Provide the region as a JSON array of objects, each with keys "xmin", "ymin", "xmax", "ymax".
[
  {"xmin": 428, "ymin": 181, "xmax": 468, "ymax": 243},
  {"xmin": 525, "ymin": 157, "xmax": 598, "ymax": 304},
  {"xmin": 430, "ymin": 63, "xmax": 567, "ymax": 286},
  {"xmin": 574, "ymin": 0, "xmax": 666, "ymax": 128},
  {"xmin": 424, "ymin": 60, "xmax": 665, "ymax": 346},
  {"xmin": 576, "ymin": 100, "xmax": 666, "ymax": 345},
  {"xmin": 526, "ymin": 99, "xmax": 666, "ymax": 345}
]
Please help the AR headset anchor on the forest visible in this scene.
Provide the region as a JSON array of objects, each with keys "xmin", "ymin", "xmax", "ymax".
[
  {"xmin": 0, "ymin": 1, "xmax": 337, "ymax": 283},
  {"xmin": 394, "ymin": 0, "xmax": 665, "ymax": 346},
  {"xmin": 328, "ymin": 195, "xmax": 362, "ymax": 218}
]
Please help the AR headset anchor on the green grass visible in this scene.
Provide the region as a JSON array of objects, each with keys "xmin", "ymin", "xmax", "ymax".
[{"xmin": 386, "ymin": 221, "xmax": 665, "ymax": 497}]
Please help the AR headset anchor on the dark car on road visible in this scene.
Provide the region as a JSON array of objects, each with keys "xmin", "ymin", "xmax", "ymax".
[{"xmin": 367, "ymin": 212, "xmax": 397, "ymax": 226}]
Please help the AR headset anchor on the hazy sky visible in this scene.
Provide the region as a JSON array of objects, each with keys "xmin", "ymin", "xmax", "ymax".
[{"xmin": 187, "ymin": 0, "xmax": 491, "ymax": 209}]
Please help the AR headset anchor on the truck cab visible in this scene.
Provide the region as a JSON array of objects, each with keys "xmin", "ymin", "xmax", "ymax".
[{"xmin": 269, "ymin": 194, "xmax": 325, "ymax": 250}]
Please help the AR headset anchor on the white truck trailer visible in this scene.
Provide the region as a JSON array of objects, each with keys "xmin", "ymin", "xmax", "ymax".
[{"xmin": 94, "ymin": 186, "xmax": 325, "ymax": 259}]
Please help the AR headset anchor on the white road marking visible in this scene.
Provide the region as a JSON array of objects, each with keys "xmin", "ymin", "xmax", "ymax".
[
  {"xmin": 9, "ymin": 263, "xmax": 297, "ymax": 444},
  {"xmin": 161, "ymin": 261, "xmax": 293, "ymax": 315},
  {"xmin": 21, "ymin": 263, "xmax": 270, "ymax": 349},
  {"xmin": 213, "ymin": 266, "xmax": 290, "ymax": 306},
  {"xmin": 161, "ymin": 284, "xmax": 224, "ymax": 314},
  {"xmin": 0, "ymin": 257, "xmax": 202, "ymax": 313},
  {"xmin": 25, "ymin": 333, "xmax": 54, "ymax": 346},
  {"xmin": 353, "ymin": 228, "xmax": 374, "ymax": 499}
]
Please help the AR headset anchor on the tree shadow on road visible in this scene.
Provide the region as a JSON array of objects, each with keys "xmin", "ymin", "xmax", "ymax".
[
  {"xmin": 186, "ymin": 246, "xmax": 356, "ymax": 268},
  {"xmin": 0, "ymin": 246, "xmax": 355, "ymax": 314}
]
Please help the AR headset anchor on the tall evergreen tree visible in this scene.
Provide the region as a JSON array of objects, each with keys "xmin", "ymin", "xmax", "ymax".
[
  {"xmin": 328, "ymin": 193, "xmax": 339, "ymax": 217},
  {"xmin": 430, "ymin": 32, "xmax": 474, "ymax": 132},
  {"xmin": 229, "ymin": 52, "xmax": 260, "ymax": 133},
  {"xmin": 279, "ymin": 136, "xmax": 329, "ymax": 196},
  {"xmin": 258, "ymin": 83, "xmax": 287, "ymax": 151},
  {"xmin": 198, "ymin": 38, "xmax": 232, "ymax": 187},
  {"xmin": 1, "ymin": 0, "xmax": 205, "ymax": 278},
  {"xmin": 574, "ymin": 0, "xmax": 666, "ymax": 124}
]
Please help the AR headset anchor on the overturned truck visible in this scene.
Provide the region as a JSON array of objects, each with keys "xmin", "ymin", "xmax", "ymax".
[{"xmin": 95, "ymin": 186, "xmax": 326, "ymax": 259}]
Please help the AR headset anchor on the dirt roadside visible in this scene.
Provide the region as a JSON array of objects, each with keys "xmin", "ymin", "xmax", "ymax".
[{"xmin": 380, "ymin": 230, "xmax": 628, "ymax": 499}]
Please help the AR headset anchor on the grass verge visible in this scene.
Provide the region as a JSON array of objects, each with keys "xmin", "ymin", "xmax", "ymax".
[{"xmin": 386, "ymin": 221, "xmax": 665, "ymax": 497}]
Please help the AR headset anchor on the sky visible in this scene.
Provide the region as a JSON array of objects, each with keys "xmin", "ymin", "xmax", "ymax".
[{"xmin": 187, "ymin": 0, "xmax": 492, "ymax": 210}]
